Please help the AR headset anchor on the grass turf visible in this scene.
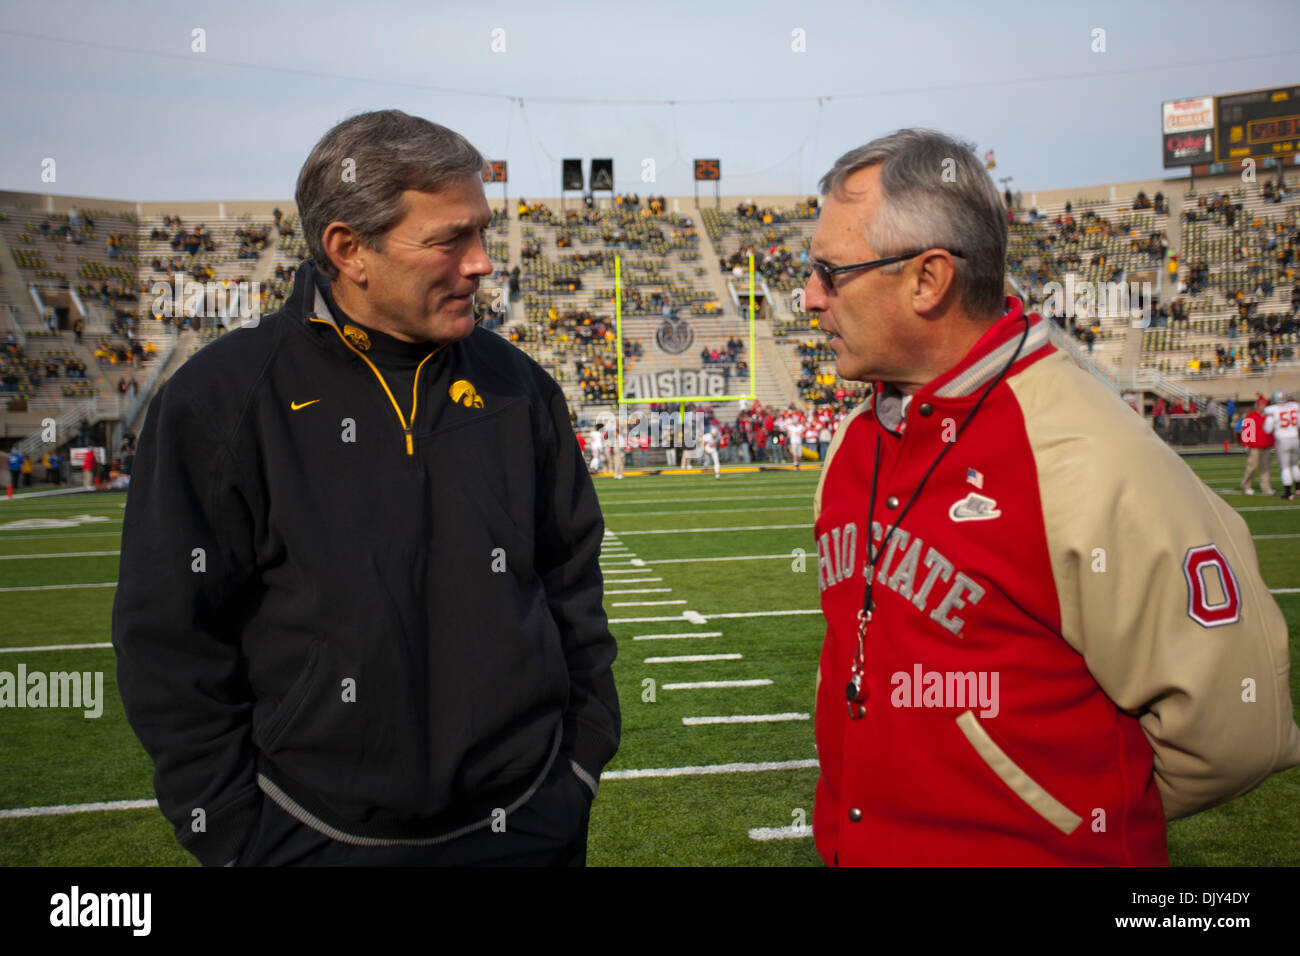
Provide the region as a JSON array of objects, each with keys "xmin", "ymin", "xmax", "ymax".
[{"xmin": 0, "ymin": 454, "xmax": 1295, "ymax": 866}]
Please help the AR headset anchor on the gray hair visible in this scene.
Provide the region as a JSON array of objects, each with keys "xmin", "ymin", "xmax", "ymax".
[
  {"xmin": 818, "ymin": 129, "xmax": 1007, "ymax": 317},
  {"xmin": 295, "ymin": 110, "xmax": 488, "ymax": 280}
]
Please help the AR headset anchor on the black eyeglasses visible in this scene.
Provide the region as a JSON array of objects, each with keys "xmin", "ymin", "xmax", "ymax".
[{"xmin": 810, "ymin": 248, "xmax": 965, "ymax": 291}]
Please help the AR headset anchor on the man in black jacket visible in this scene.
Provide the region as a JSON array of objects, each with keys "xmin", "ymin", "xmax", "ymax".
[{"xmin": 113, "ymin": 110, "xmax": 620, "ymax": 866}]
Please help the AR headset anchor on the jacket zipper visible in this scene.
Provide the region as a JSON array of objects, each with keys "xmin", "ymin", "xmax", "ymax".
[{"xmin": 309, "ymin": 317, "xmax": 441, "ymax": 456}]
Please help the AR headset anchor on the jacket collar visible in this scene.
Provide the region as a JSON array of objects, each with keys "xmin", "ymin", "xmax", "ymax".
[
  {"xmin": 288, "ymin": 259, "xmax": 329, "ymax": 327},
  {"xmin": 874, "ymin": 297, "xmax": 1050, "ymax": 403},
  {"xmin": 869, "ymin": 298, "xmax": 1049, "ymax": 434},
  {"xmin": 929, "ymin": 297, "xmax": 1048, "ymax": 398}
]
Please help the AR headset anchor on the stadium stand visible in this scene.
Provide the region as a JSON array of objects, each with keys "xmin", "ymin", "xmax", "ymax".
[{"xmin": 3, "ymin": 168, "xmax": 1299, "ymax": 476}]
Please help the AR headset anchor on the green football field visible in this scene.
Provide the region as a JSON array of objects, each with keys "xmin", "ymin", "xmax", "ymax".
[{"xmin": 0, "ymin": 454, "xmax": 1296, "ymax": 866}]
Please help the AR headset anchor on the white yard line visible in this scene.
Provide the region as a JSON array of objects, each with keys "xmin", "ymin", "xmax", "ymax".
[
  {"xmin": 0, "ymin": 642, "xmax": 112, "ymax": 654},
  {"xmin": 601, "ymin": 759, "xmax": 819, "ymax": 781},
  {"xmin": 632, "ymin": 631, "xmax": 724, "ymax": 640},
  {"xmin": 662, "ymin": 679, "xmax": 773, "ymax": 690},
  {"xmin": 596, "ymin": 493, "xmax": 813, "ymax": 505},
  {"xmin": 644, "ymin": 554, "xmax": 793, "ymax": 565},
  {"xmin": 644, "ymin": 653, "xmax": 743, "ymax": 663},
  {"xmin": 683, "ymin": 713, "xmax": 810, "ymax": 725},
  {"xmin": 0, "ymin": 799, "xmax": 157, "ymax": 819},
  {"xmin": 605, "ymin": 588, "xmax": 673, "ymax": 595},
  {"xmin": 603, "ymin": 506, "xmax": 809, "ymax": 517},
  {"xmin": 603, "ymin": 568, "xmax": 654, "ymax": 574},
  {"xmin": 610, "ymin": 524, "xmax": 811, "ymax": 536},
  {"xmin": 612, "ymin": 599, "xmax": 686, "ymax": 607},
  {"xmin": 0, "ymin": 550, "xmax": 120, "ymax": 560},
  {"xmin": 0, "ymin": 488, "xmax": 106, "ymax": 503},
  {"xmin": 748, "ymin": 825, "xmax": 814, "ymax": 842},
  {"xmin": 608, "ymin": 614, "xmax": 693, "ymax": 623},
  {"xmin": 0, "ymin": 582, "xmax": 117, "ymax": 593},
  {"xmin": 0, "ymin": 531, "xmax": 120, "ymax": 541},
  {"xmin": 706, "ymin": 609, "xmax": 822, "ymax": 619},
  {"xmin": 610, "ymin": 577, "xmax": 663, "ymax": 583},
  {"xmin": 609, "ymin": 608, "xmax": 823, "ymax": 623}
]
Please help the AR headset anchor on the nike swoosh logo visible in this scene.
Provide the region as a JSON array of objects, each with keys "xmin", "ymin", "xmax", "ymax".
[
  {"xmin": 949, "ymin": 493, "xmax": 1001, "ymax": 522},
  {"xmin": 290, "ymin": 399, "xmax": 321, "ymax": 410}
]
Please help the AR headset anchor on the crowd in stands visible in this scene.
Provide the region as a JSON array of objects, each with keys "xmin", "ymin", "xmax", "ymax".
[
  {"xmin": 624, "ymin": 287, "xmax": 667, "ymax": 314},
  {"xmin": 516, "ymin": 199, "xmax": 553, "ymax": 222},
  {"xmin": 169, "ymin": 224, "xmax": 215, "ymax": 256},
  {"xmin": 734, "ymin": 201, "xmax": 799, "ymax": 225},
  {"xmin": 577, "ymin": 355, "xmax": 618, "ymax": 402},
  {"xmin": 104, "ymin": 232, "xmax": 134, "ymax": 259},
  {"xmin": 0, "ymin": 333, "xmax": 94, "ymax": 396},
  {"xmin": 700, "ymin": 337, "xmax": 746, "ymax": 367},
  {"xmin": 1183, "ymin": 191, "xmax": 1246, "ymax": 227},
  {"xmin": 721, "ymin": 242, "xmax": 808, "ymax": 287},
  {"xmin": 235, "ymin": 224, "xmax": 272, "ymax": 258},
  {"xmin": 94, "ymin": 334, "xmax": 143, "ymax": 368},
  {"xmin": 1132, "ymin": 190, "xmax": 1168, "ymax": 214},
  {"xmin": 531, "ymin": 305, "xmax": 615, "ymax": 349},
  {"xmin": 271, "ymin": 208, "xmax": 295, "ymax": 237},
  {"xmin": 1261, "ymin": 180, "xmax": 1293, "ymax": 204}
]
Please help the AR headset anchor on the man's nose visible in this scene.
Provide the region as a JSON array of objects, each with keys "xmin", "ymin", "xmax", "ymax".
[
  {"xmin": 464, "ymin": 235, "xmax": 493, "ymax": 276},
  {"xmin": 802, "ymin": 274, "xmax": 826, "ymax": 313}
]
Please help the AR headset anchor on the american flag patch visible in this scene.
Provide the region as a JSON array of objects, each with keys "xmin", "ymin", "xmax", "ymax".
[{"xmin": 966, "ymin": 468, "xmax": 984, "ymax": 489}]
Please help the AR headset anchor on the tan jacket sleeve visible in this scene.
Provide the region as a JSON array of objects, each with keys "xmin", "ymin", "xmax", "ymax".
[{"xmin": 1010, "ymin": 351, "xmax": 1300, "ymax": 820}]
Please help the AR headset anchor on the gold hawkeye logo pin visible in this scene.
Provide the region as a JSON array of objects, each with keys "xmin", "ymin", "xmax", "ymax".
[
  {"xmin": 290, "ymin": 399, "xmax": 321, "ymax": 411},
  {"xmin": 450, "ymin": 380, "xmax": 484, "ymax": 408},
  {"xmin": 342, "ymin": 324, "xmax": 371, "ymax": 351}
]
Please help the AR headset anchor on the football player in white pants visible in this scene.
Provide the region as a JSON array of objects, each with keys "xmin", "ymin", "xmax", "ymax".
[
  {"xmin": 610, "ymin": 424, "xmax": 625, "ymax": 480},
  {"xmin": 700, "ymin": 429, "xmax": 721, "ymax": 478},
  {"xmin": 1265, "ymin": 390, "xmax": 1300, "ymax": 500},
  {"xmin": 588, "ymin": 427, "xmax": 604, "ymax": 475},
  {"xmin": 787, "ymin": 418, "xmax": 803, "ymax": 471}
]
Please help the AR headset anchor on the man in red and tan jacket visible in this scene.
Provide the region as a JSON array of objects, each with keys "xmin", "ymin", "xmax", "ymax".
[
  {"xmin": 1239, "ymin": 397, "xmax": 1274, "ymax": 495},
  {"xmin": 803, "ymin": 129, "xmax": 1300, "ymax": 866}
]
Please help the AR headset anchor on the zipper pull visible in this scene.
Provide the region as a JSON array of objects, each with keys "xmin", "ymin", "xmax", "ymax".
[{"xmin": 405, "ymin": 429, "xmax": 413, "ymax": 455}]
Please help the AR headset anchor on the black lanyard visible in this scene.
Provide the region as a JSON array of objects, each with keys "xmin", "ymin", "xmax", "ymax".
[{"xmin": 846, "ymin": 315, "xmax": 1031, "ymax": 718}]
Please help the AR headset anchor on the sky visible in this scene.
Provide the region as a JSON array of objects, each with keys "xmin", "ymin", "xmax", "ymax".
[{"xmin": 1, "ymin": 0, "xmax": 1297, "ymax": 203}]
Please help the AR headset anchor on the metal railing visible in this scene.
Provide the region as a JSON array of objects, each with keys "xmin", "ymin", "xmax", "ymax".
[
  {"xmin": 12, "ymin": 397, "xmax": 103, "ymax": 459},
  {"xmin": 3, "ymin": 306, "xmax": 26, "ymax": 348},
  {"xmin": 118, "ymin": 334, "xmax": 178, "ymax": 430},
  {"xmin": 1115, "ymin": 367, "xmax": 1192, "ymax": 403}
]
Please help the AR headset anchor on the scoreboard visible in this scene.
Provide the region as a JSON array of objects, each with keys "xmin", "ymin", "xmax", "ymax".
[
  {"xmin": 1215, "ymin": 85, "xmax": 1300, "ymax": 164},
  {"xmin": 694, "ymin": 159, "xmax": 720, "ymax": 181}
]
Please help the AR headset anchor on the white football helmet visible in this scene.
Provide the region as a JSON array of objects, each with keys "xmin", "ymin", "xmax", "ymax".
[{"xmin": 1272, "ymin": 389, "xmax": 1288, "ymax": 404}]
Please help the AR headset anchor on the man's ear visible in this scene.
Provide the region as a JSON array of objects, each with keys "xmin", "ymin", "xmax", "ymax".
[
  {"xmin": 912, "ymin": 251, "xmax": 959, "ymax": 316},
  {"xmin": 322, "ymin": 221, "xmax": 369, "ymax": 287}
]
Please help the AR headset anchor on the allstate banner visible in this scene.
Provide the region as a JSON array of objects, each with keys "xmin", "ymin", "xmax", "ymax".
[{"xmin": 625, "ymin": 369, "xmax": 728, "ymax": 399}]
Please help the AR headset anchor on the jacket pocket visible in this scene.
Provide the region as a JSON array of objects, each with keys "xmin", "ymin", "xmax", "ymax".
[
  {"xmin": 955, "ymin": 710, "xmax": 1083, "ymax": 836},
  {"xmin": 257, "ymin": 641, "xmax": 322, "ymax": 754}
]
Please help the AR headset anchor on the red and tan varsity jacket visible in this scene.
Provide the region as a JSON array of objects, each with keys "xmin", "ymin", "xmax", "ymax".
[{"xmin": 812, "ymin": 298, "xmax": 1300, "ymax": 866}]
